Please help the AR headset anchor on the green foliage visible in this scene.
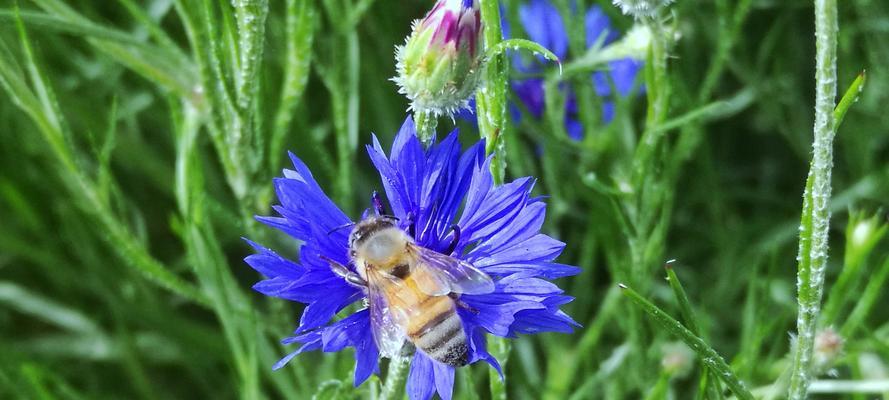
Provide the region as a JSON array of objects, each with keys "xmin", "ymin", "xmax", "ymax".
[{"xmin": 0, "ymin": 0, "xmax": 888, "ymax": 399}]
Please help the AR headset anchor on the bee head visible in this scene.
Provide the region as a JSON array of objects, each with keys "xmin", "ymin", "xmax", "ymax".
[{"xmin": 349, "ymin": 216, "xmax": 408, "ymax": 264}]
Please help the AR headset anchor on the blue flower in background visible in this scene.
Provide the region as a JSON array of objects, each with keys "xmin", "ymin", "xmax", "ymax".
[
  {"xmin": 245, "ymin": 117, "xmax": 579, "ymax": 400},
  {"xmin": 462, "ymin": 1, "xmax": 643, "ymax": 139},
  {"xmin": 516, "ymin": 0, "xmax": 643, "ymax": 139}
]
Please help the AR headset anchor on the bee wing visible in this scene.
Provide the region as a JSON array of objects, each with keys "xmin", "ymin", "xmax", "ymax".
[
  {"xmin": 365, "ymin": 269, "xmax": 416, "ymax": 359},
  {"xmin": 408, "ymin": 244, "xmax": 495, "ymax": 296}
]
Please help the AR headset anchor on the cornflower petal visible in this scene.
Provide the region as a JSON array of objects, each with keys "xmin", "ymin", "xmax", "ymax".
[
  {"xmin": 519, "ymin": 0, "xmax": 568, "ymax": 59},
  {"xmin": 247, "ymin": 117, "xmax": 577, "ymax": 400},
  {"xmin": 407, "ymin": 353, "xmax": 436, "ymax": 400}
]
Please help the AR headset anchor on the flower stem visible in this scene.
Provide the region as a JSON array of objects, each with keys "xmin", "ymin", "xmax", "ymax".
[
  {"xmin": 380, "ymin": 345, "xmax": 413, "ymax": 400},
  {"xmin": 787, "ymin": 0, "xmax": 838, "ymax": 398},
  {"xmin": 475, "ymin": 0, "xmax": 508, "ymax": 185},
  {"xmin": 415, "ymin": 109, "xmax": 438, "ymax": 147},
  {"xmin": 488, "ymin": 336, "xmax": 510, "ymax": 400}
]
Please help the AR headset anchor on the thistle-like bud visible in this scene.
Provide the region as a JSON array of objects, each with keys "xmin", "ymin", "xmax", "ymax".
[
  {"xmin": 394, "ymin": 0, "xmax": 483, "ymax": 117},
  {"xmin": 660, "ymin": 341, "xmax": 694, "ymax": 377},
  {"xmin": 612, "ymin": 0, "xmax": 673, "ymax": 18},
  {"xmin": 813, "ymin": 327, "xmax": 844, "ymax": 371}
]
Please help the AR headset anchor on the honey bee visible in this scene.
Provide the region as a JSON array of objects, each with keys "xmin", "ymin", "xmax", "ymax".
[{"xmin": 326, "ymin": 215, "xmax": 494, "ymax": 367}]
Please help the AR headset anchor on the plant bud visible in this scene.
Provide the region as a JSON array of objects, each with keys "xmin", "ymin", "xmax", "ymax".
[
  {"xmin": 813, "ymin": 327, "xmax": 844, "ymax": 371},
  {"xmin": 660, "ymin": 341, "xmax": 694, "ymax": 377},
  {"xmin": 394, "ymin": 0, "xmax": 483, "ymax": 117}
]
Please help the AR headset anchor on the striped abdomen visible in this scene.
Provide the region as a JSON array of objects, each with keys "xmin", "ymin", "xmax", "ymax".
[{"xmin": 405, "ymin": 294, "xmax": 468, "ymax": 367}]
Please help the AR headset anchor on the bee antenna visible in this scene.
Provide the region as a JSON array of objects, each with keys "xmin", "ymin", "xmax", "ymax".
[{"xmin": 327, "ymin": 222, "xmax": 355, "ymax": 235}]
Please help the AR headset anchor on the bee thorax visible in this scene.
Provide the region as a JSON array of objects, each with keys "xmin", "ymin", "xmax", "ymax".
[
  {"xmin": 354, "ymin": 227, "xmax": 410, "ymax": 266},
  {"xmin": 365, "ymin": 234, "xmax": 401, "ymax": 260}
]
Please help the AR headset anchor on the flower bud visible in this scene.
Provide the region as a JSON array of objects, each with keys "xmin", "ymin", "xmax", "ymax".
[
  {"xmin": 394, "ymin": 0, "xmax": 483, "ymax": 117},
  {"xmin": 612, "ymin": 0, "xmax": 672, "ymax": 18},
  {"xmin": 660, "ymin": 341, "xmax": 694, "ymax": 377},
  {"xmin": 813, "ymin": 327, "xmax": 844, "ymax": 371}
]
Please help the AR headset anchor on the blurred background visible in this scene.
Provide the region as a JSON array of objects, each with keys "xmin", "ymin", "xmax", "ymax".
[{"xmin": 0, "ymin": 0, "xmax": 887, "ymax": 398}]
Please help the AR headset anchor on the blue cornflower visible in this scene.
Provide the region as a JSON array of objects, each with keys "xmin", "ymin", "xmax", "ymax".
[
  {"xmin": 459, "ymin": 1, "xmax": 642, "ymax": 139},
  {"xmin": 245, "ymin": 117, "xmax": 579, "ymax": 400},
  {"xmin": 515, "ymin": 0, "xmax": 643, "ymax": 139}
]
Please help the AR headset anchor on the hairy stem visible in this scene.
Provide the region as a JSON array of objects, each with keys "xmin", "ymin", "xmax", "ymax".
[
  {"xmin": 787, "ymin": 0, "xmax": 838, "ymax": 398},
  {"xmin": 475, "ymin": 0, "xmax": 508, "ymax": 185},
  {"xmin": 379, "ymin": 345, "xmax": 414, "ymax": 400},
  {"xmin": 414, "ymin": 110, "xmax": 438, "ymax": 147}
]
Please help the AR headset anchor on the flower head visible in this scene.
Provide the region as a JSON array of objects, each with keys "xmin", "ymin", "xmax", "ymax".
[
  {"xmin": 813, "ymin": 327, "xmax": 844, "ymax": 371},
  {"xmin": 515, "ymin": 0, "xmax": 643, "ymax": 138},
  {"xmin": 246, "ymin": 117, "xmax": 579, "ymax": 400},
  {"xmin": 660, "ymin": 341, "xmax": 694, "ymax": 377},
  {"xmin": 458, "ymin": 1, "xmax": 643, "ymax": 140},
  {"xmin": 395, "ymin": 0, "xmax": 483, "ymax": 118}
]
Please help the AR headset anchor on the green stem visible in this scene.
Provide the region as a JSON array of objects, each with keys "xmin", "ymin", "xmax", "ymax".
[
  {"xmin": 787, "ymin": 0, "xmax": 838, "ymax": 398},
  {"xmin": 488, "ymin": 337, "xmax": 510, "ymax": 400},
  {"xmin": 379, "ymin": 346, "xmax": 414, "ymax": 400},
  {"xmin": 665, "ymin": 264, "xmax": 723, "ymax": 398},
  {"xmin": 631, "ymin": 16, "xmax": 669, "ymax": 189},
  {"xmin": 414, "ymin": 110, "xmax": 438, "ymax": 147},
  {"xmin": 475, "ymin": 0, "xmax": 508, "ymax": 186}
]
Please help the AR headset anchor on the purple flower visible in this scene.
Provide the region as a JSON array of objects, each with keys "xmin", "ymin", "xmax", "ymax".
[
  {"xmin": 517, "ymin": 0, "xmax": 643, "ymax": 138},
  {"xmin": 420, "ymin": 0, "xmax": 481, "ymax": 57},
  {"xmin": 245, "ymin": 117, "xmax": 579, "ymax": 400},
  {"xmin": 395, "ymin": 0, "xmax": 483, "ymax": 117},
  {"xmin": 459, "ymin": 1, "xmax": 643, "ymax": 139}
]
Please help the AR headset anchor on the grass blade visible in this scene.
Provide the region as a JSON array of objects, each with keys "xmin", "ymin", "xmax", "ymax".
[{"xmin": 618, "ymin": 283, "xmax": 755, "ymax": 400}]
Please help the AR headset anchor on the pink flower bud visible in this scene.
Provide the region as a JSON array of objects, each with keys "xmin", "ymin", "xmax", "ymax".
[{"xmin": 394, "ymin": 0, "xmax": 484, "ymax": 117}]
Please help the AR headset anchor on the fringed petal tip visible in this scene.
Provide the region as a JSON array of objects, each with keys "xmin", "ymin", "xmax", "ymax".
[{"xmin": 247, "ymin": 115, "xmax": 579, "ymax": 400}]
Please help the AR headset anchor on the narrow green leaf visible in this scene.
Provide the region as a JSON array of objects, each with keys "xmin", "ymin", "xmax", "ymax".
[
  {"xmin": 116, "ymin": 0, "xmax": 184, "ymax": 52},
  {"xmin": 0, "ymin": 10, "xmax": 145, "ymax": 46},
  {"xmin": 648, "ymin": 88, "xmax": 755, "ymax": 136},
  {"xmin": 23, "ymin": 0, "xmax": 197, "ymax": 96},
  {"xmin": 0, "ymin": 282, "xmax": 101, "ymax": 335},
  {"xmin": 822, "ymin": 211, "xmax": 888, "ymax": 324},
  {"xmin": 344, "ymin": 0, "xmax": 377, "ymax": 29},
  {"xmin": 841, "ymin": 256, "xmax": 889, "ymax": 337},
  {"xmin": 618, "ymin": 284, "xmax": 755, "ymax": 400},
  {"xmin": 271, "ymin": 0, "xmax": 315, "ymax": 167},
  {"xmin": 233, "ymin": 0, "xmax": 269, "ymax": 111},
  {"xmin": 833, "ymin": 70, "xmax": 865, "ymax": 130},
  {"xmin": 664, "ymin": 262, "xmax": 702, "ymax": 335},
  {"xmin": 665, "ymin": 262, "xmax": 724, "ymax": 399},
  {"xmin": 484, "ymin": 38, "xmax": 561, "ymax": 70},
  {"xmin": 642, "ymin": 372, "xmax": 671, "ymax": 400},
  {"xmin": 0, "ymin": 10, "xmax": 209, "ymax": 308}
]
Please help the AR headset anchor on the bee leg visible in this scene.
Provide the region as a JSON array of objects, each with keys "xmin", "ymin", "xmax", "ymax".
[
  {"xmin": 449, "ymin": 293, "xmax": 479, "ymax": 314},
  {"xmin": 444, "ymin": 225, "xmax": 461, "ymax": 255},
  {"xmin": 321, "ymin": 255, "xmax": 367, "ymax": 287}
]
